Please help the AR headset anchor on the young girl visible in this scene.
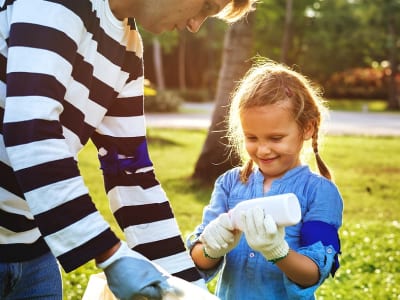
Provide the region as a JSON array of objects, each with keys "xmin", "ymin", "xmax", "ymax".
[{"xmin": 187, "ymin": 59, "xmax": 343, "ymax": 299}]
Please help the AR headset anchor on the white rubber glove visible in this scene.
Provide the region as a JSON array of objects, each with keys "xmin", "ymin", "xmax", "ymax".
[
  {"xmin": 241, "ymin": 207, "xmax": 289, "ymax": 262},
  {"xmin": 97, "ymin": 242, "xmax": 174, "ymax": 300},
  {"xmin": 199, "ymin": 213, "xmax": 242, "ymax": 259}
]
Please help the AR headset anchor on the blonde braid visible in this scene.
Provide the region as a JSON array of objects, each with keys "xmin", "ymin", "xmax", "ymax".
[
  {"xmin": 312, "ymin": 131, "xmax": 332, "ymax": 180},
  {"xmin": 240, "ymin": 160, "xmax": 254, "ymax": 183}
]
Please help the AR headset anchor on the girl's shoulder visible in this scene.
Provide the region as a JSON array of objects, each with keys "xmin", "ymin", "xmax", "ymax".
[
  {"xmin": 215, "ymin": 167, "xmax": 249, "ymax": 192},
  {"xmin": 290, "ymin": 166, "xmax": 339, "ymax": 191},
  {"xmin": 307, "ymin": 171, "xmax": 340, "ymax": 194},
  {"xmin": 218, "ymin": 166, "xmax": 242, "ymax": 181},
  {"xmin": 286, "ymin": 166, "xmax": 343, "ymax": 205}
]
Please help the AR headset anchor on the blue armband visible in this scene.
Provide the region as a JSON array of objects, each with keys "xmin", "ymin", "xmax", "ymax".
[
  {"xmin": 300, "ymin": 221, "xmax": 341, "ymax": 276},
  {"xmin": 98, "ymin": 141, "xmax": 152, "ymax": 176}
]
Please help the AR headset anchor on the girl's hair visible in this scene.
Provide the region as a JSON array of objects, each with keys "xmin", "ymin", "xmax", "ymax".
[
  {"xmin": 227, "ymin": 58, "xmax": 332, "ymax": 182},
  {"xmin": 216, "ymin": 0, "xmax": 257, "ymax": 23}
]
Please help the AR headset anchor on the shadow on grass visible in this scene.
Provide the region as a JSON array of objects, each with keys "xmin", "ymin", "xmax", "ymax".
[{"xmin": 147, "ymin": 135, "xmax": 182, "ymax": 146}]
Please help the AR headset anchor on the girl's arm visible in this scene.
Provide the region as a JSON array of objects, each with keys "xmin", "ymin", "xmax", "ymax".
[
  {"xmin": 190, "ymin": 242, "xmax": 223, "ymax": 270},
  {"xmin": 190, "ymin": 213, "xmax": 241, "ymax": 270},
  {"xmin": 241, "ymin": 208, "xmax": 320, "ymax": 287},
  {"xmin": 275, "ymin": 249, "xmax": 319, "ymax": 287}
]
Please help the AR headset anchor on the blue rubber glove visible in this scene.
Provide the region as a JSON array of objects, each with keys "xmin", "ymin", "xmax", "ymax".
[{"xmin": 97, "ymin": 242, "xmax": 171, "ymax": 300}]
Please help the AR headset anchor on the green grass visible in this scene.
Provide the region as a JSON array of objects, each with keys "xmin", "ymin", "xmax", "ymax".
[
  {"xmin": 327, "ymin": 99, "xmax": 388, "ymax": 112},
  {"xmin": 63, "ymin": 129, "xmax": 400, "ymax": 300},
  {"xmin": 155, "ymin": 98, "xmax": 395, "ymax": 114}
]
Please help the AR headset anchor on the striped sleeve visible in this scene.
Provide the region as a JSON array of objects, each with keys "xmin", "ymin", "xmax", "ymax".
[
  {"xmin": 2, "ymin": 0, "xmax": 119, "ymax": 272},
  {"xmin": 1, "ymin": 0, "xmax": 202, "ymax": 283}
]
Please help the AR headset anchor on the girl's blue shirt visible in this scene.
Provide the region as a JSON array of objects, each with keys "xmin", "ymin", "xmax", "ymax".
[{"xmin": 187, "ymin": 165, "xmax": 343, "ymax": 300}]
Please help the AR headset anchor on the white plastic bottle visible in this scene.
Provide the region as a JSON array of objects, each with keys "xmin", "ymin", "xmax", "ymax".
[{"xmin": 229, "ymin": 193, "xmax": 301, "ymax": 230}]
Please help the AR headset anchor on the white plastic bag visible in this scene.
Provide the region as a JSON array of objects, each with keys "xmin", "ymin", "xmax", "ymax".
[
  {"xmin": 82, "ymin": 272, "xmax": 220, "ymax": 300},
  {"xmin": 82, "ymin": 272, "xmax": 117, "ymax": 300}
]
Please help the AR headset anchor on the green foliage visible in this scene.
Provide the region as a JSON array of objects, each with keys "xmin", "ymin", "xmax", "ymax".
[
  {"xmin": 176, "ymin": 89, "xmax": 210, "ymax": 103},
  {"xmin": 65, "ymin": 131, "xmax": 400, "ymax": 299},
  {"xmin": 254, "ymin": 0, "xmax": 400, "ymax": 84},
  {"xmin": 140, "ymin": 29, "xmax": 180, "ymax": 54},
  {"xmin": 144, "ymin": 90, "xmax": 184, "ymax": 112},
  {"xmin": 138, "ymin": 1, "xmax": 399, "ymax": 102}
]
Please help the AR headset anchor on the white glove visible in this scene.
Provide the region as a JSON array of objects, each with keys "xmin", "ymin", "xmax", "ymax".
[
  {"xmin": 199, "ymin": 213, "xmax": 241, "ymax": 259},
  {"xmin": 241, "ymin": 207, "xmax": 289, "ymax": 262}
]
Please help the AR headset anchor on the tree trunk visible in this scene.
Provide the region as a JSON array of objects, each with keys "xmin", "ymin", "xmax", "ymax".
[
  {"xmin": 192, "ymin": 14, "xmax": 255, "ymax": 184},
  {"xmin": 387, "ymin": 14, "xmax": 399, "ymax": 110},
  {"xmin": 281, "ymin": 0, "xmax": 293, "ymax": 64},
  {"xmin": 178, "ymin": 32, "xmax": 187, "ymax": 91},
  {"xmin": 153, "ymin": 37, "xmax": 165, "ymax": 91}
]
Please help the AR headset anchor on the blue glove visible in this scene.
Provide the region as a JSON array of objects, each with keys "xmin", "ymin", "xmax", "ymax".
[{"xmin": 97, "ymin": 242, "xmax": 170, "ymax": 300}]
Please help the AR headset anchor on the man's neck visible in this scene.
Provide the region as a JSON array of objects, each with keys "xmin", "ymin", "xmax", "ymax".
[{"xmin": 108, "ymin": 0, "xmax": 142, "ymax": 20}]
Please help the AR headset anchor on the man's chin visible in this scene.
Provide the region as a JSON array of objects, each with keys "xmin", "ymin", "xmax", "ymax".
[{"xmin": 140, "ymin": 25, "xmax": 170, "ymax": 35}]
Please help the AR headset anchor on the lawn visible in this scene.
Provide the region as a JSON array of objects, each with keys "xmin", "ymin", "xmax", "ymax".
[
  {"xmin": 326, "ymin": 99, "xmax": 388, "ymax": 112},
  {"xmin": 63, "ymin": 128, "xmax": 400, "ymax": 300}
]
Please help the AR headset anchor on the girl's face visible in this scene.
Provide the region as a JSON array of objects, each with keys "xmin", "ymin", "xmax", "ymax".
[
  {"xmin": 240, "ymin": 104, "xmax": 313, "ymax": 181},
  {"xmin": 135, "ymin": 0, "xmax": 231, "ymax": 34}
]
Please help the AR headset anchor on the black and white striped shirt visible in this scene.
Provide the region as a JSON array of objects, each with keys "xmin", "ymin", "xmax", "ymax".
[{"xmin": 0, "ymin": 0, "xmax": 201, "ymax": 283}]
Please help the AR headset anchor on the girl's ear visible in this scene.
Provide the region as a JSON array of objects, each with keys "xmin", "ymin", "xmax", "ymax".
[{"xmin": 303, "ymin": 121, "xmax": 315, "ymax": 140}]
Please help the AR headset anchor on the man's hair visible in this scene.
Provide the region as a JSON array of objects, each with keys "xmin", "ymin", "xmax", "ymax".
[{"xmin": 217, "ymin": 0, "xmax": 257, "ymax": 23}]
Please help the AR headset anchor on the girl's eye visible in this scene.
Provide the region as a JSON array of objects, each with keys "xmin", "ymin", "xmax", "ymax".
[
  {"xmin": 245, "ymin": 136, "xmax": 257, "ymax": 141},
  {"xmin": 271, "ymin": 136, "xmax": 283, "ymax": 142}
]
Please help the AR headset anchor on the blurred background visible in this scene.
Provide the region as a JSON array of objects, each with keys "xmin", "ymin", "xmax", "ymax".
[
  {"xmin": 140, "ymin": 0, "xmax": 399, "ymax": 112},
  {"xmin": 64, "ymin": 2, "xmax": 400, "ymax": 298},
  {"xmin": 139, "ymin": 0, "xmax": 400, "ymax": 182}
]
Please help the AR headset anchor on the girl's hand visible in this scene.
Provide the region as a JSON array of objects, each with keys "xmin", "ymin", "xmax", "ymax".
[
  {"xmin": 199, "ymin": 213, "xmax": 242, "ymax": 259},
  {"xmin": 242, "ymin": 207, "xmax": 289, "ymax": 262}
]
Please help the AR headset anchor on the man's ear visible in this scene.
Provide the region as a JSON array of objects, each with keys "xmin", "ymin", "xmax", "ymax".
[{"xmin": 303, "ymin": 121, "xmax": 315, "ymax": 140}]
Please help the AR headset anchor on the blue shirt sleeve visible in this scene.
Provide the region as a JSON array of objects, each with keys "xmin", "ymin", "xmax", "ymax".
[
  {"xmin": 185, "ymin": 171, "xmax": 234, "ymax": 282},
  {"xmin": 283, "ymin": 242, "xmax": 337, "ymax": 299},
  {"xmin": 301, "ymin": 221, "xmax": 341, "ymax": 276},
  {"xmin": 302, "ymin": 178, "xmax": 343, "ymax": 228},
  {"xmin": 283, "ymin": 177, "xmax": 343, "ymax": 298}
]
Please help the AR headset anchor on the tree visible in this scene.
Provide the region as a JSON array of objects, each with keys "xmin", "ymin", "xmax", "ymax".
[
  {"xmin": 384, "ymin": 0, "xmax": 400, "ymax": 110},
  {"xmin": 152, "ymin": 37, "xmax": 165, "ymax": 91},
  {"xmin": 192, "ymin": 13, "xmax": 255, "ymax": 183},
  {"xmin": 281, "ymin": 0, "xmax": 293, "ymax": 64},
  {"xmin": 178, "ymin": 31, "xmax": 187, "ymax": 90}
]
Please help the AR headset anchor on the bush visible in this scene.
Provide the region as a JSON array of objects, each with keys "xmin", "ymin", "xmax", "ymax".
[
  {"xmin": 324, "ymin": 67, "xmax": 394, "ymax": 99},
  {"xmin": 144, "ymin": 90, "xmax": 183, "ymax": 113},
  {"xmin": 177, "ymin": 89, "xmax": 210, "ymax": 103}
]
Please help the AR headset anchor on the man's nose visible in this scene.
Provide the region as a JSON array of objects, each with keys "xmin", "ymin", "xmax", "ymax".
[{"xmin": 186, "ymin": 16, "xmax": 207, "ymax": 33}]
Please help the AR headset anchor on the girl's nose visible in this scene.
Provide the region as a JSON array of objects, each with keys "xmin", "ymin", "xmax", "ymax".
[
  {"xmin": 258, "ymin": 143, "xmax": 272, "ymax": 156},
  {"xmin": 186, "ymin": 17, "xmax": 207, "ymax": 33}
]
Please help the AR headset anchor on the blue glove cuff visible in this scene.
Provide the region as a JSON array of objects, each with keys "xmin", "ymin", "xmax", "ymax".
[{"xmin": 96, "ymin": 241, "xmax": 149, "ymax": 270}]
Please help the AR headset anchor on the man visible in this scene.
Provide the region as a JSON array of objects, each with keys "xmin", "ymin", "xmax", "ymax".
[{"xmin": 0, "ymin": 0, "xmax": 256, "ymax": 299}]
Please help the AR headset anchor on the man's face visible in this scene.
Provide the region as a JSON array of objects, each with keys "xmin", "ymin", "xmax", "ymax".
[{"xmin": 139, "ymin": 0, "xmax": 231, "ymax": 34}]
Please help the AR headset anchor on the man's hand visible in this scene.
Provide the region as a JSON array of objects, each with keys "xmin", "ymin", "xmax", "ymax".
[
  {"xmin": 97, "ymin": 242, "xmax": 171, "ymax": 300},
  {"xmin": 241, "ymin": 207, "xmax": 289, "ymax": 262},
  {"xmin": 199, "ymin": 213, "xmax": 241, "ymax": 259}
]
